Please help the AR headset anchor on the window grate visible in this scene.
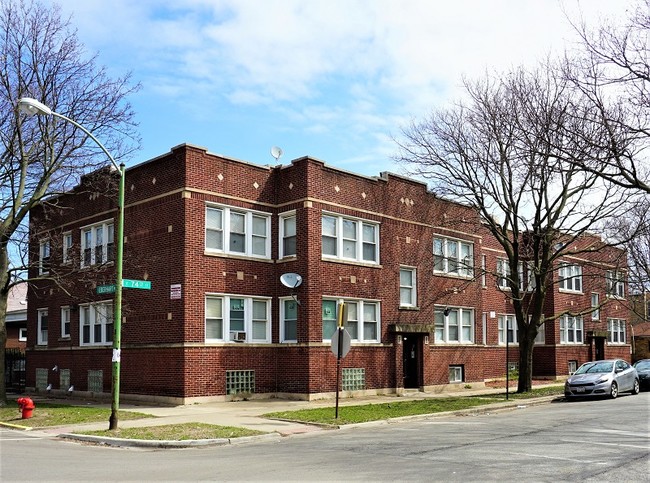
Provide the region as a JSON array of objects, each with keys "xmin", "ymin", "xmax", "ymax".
[
  {"xmin": 35, "ymin": 368, "xmax": 48, "ymax": 390},
  {"xmin": 88, "ymin": 370, "xmax": 103, "ymax": 393},
  {"xmin": 342, "ymin": 368, "xmax": 366, "ymax": 391},
  {"xmin": 60, "ymin": 369, "xmax": 71, "ymax": 390},
  {"xmin": 226, "ymin": 370, "xmax": 255, "ymax": 395}
]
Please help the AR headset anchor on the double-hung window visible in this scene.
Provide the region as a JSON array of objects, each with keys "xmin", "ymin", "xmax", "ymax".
[
  {"xmin": 321, "ymin": 214, "xmax": 379, "ymax": 264},
  {"xmin": 80, "ymin": 302, "xmax": 113, "ymax": 346},
  {"xmin": 435, "ymin": 307, "xmax": 474, "ymax": 343},
  {"xmin": 280, "ymin": 298, "xmax": 298, "ymax": 342},
  {"xmin": 61, "ymin": 306, "xmax": 71, "ymax": 338},
  {"xmin": 279, "ymin": 212, "xmax": 297, "ymax": 258},
  {"xmin": 560, "ymin": 315, "xmax": 584, "ymax": 344},
  {"xmin": 205, "ymin": 205, "xmax": 271, "ymax": 258},
  {"xmin": 62, "ymin": 232, "xmax": 73, "ymax": 264},
  {"xmin": 433, "ymin": 237, "xmax": 473, "ymax": 277},
  {"xmin": 37, "ymin": 309, "xmax": 48, "ymax": 345},
  {"xmin": 496, "ymin": 259, "xmax": 511, "ymax": 289},
  {"xmin": 558, "ymin": 264, "xmax": 582, "ymax": 292},
  {"xmin": 606, "ymin": 270, "xmax": 625, "ymax": 298},
  {"xmin": 607, "ymin": 318, "xmax": 626, "ymax": 344},
  {"xmin": 81, "ymin": 221, "xmax": 114, "ymax": 267},
  {"xmin": 498, "ymin": 315, "xmax": 518, "ymax": 344},
  {"xmin": 205, "ymin": 295, "xmax": 271, "ymax": 343},
  {"xmin": 39, "ymin": 240, "xmax": 50, "ymax": 275},
  {"xmin": 591, "ymin": 293, "xmax": 600, "ymax": 320},
  {"xmin": 322, "ymin": 298, "xmax": 380, "ymax": 342},
  {"xmin": 399, "ymin": 267, "xmax": 417, "ymax": 307}
]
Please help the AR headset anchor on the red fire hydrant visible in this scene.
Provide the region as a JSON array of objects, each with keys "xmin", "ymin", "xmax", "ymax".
[{"xmin": 17, "ymin": 397, "xmax": 35, "ymax": 419}]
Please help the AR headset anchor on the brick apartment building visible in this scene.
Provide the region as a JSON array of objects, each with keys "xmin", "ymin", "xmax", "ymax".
[{"xmin": 25, "ymin": 144, "xmax": 631, "ymax": 403}]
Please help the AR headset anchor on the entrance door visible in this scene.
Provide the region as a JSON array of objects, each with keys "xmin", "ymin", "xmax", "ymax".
[
  {"xmin": 595, "ymin": 337, "xmax": 605, "ymax": 361},
  {"xmin": 403, "ymin": 335, "xmax": 420, "ymax": 389}
]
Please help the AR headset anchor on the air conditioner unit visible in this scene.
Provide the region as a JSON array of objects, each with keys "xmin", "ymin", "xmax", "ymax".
[{"xmin": 230, "ymin": 331, "xmax": 246, "ymax": 342}]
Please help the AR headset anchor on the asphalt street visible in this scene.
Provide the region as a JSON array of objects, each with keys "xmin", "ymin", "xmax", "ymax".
[{"xmin": 1, "ymin": 392, "xmax": 649, "ymax": 482}]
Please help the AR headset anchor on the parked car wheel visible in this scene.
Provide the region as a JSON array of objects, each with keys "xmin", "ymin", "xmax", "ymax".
[
  {"xmin": 632, "ymin": 379, "xmax": 640, "ymax": 395},
  {"xmin": 610, "ymin": 381, "xmax": 618, "ymax": 399}
]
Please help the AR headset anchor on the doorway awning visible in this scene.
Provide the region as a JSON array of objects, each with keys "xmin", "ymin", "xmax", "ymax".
[{"xmin": 388, "ymin": 324, "xmax": 435, "ymax": 333}]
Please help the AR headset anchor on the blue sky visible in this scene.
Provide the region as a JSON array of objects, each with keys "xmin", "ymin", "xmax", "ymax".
[{"xmin": 58, "ymin": 0, "xmax": 627, "ymax": 177}]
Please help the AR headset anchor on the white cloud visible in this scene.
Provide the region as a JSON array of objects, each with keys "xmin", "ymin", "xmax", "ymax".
[{"xmin": 57, "ymin": 0, "xmax": 632, "ymax": 174}]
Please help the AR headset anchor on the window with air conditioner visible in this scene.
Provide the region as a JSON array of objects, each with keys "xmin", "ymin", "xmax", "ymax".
[{"xmin": 205, "ymin": 294, "xmax": 270, "ymax": 343}]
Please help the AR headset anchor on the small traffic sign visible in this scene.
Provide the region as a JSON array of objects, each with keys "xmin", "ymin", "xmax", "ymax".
[
  {"xmin": 97, "ymin": 284, "xmax": 116, "ymax": 294},
  {"xmin": 122, "ymin": 279, "xmax": 151, "ymax": 290},
  {"xmin": 330, "ymin": 328, "xmax": 351, "ymax": 359}
]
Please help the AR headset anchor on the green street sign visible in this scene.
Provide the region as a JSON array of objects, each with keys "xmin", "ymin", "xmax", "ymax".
[
  {"xmin": 122, "ymin": 279, "xmax": 152, "ymax": 290},
  {"xmin": 97, "ymin": 284, "xmax": 116, "ymax": 294}
]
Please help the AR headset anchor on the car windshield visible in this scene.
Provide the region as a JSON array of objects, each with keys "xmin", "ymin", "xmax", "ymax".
[
  {"xmin": 634, "ymin": 361, "xmax": 650, "ymax": 370},
  {"xmin": 575, "ymin": 362, "xmax": 614, "ymax": 374}
]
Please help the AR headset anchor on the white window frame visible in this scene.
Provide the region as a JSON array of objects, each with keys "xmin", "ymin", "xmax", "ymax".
[
  {"xmin": 321, "ymin": 297, "xmax": 380, "ymax": 343},
  {"xmin": 435, "ymin": 306, "xmax": 474, "ymax": 344},
  {"xmin": 558, "ymin": 263, "xmax": 582, "ymax": 293},
  {"xmin": 433, "ymin": 236, "xmax": 473, "ymax": 277},
  {"xmin": 481, "ymin": 255, "xmax": 487, "ymax": 287},
  {"xmin": 79, "ymin": 301, "xmax": 113, "ymax": 346},
  {"xmin": 607, "ymin": 318, "xmax": 626, "ymax": 344},
  {"xmin": 498, "ymin": 314, "xmax": 519, "ymax": 344},
  {"xmin": 37, "ymin": 309, "xmax": 48, "ymax": 345},
  {"xmin": 204, "ymin": 294, "xmax": 271, "ymax": 343},
  {"xmin": 496, "ymin": 259, "xmax": 511, "ymax": 289},
  {"xmin": 19, "ymin": 327, "xmax": 27, "ymax": 341},
  {"xmin": 399, "ymin": 266, "xmax": 417, "ymax": 308},
  {"xmin": 81, "ymin": 220, "xmax": 114, "ymax": 267},
  {"xmin": 321, "ymin": 213, "xmax": 379, "ymax": 264},
  {"xmin": 61, "ymin": 306, "xmax": 71, "ymax": 339},
  {"xmin": 534, "ymin": 322, "xmax": 545, "ymax": 344},
  {"xmin": 205, "ymin": 205, "xmax": 271, "ymax": 259},
  {"xmin": 606, "ymin": 270, "xmax": 625, "ymax": 299},
  {"xmin": 560, "ymin": 315, "xmax": 584, "ymax": 344},
  {"xmin": 280, "ymin": 297, "xmax": 298, "ymax": 342},
  {"xmin": 39, "ymin": 239, "xmax": 50, "ymax": 275},
  {"xmin": 279, "ymin": 211, "xmax": 297, "ymax": 258},
  {"xmin": 449, "ymin": 365, "xmax": 464, "ymax": 383},
  {"xmin": 62, "ymin": 232, "xmax": 73, "ymax": 264},
  {"xmin": 591, "ymin": 293, "xmax": 600, "ymax": 320}
]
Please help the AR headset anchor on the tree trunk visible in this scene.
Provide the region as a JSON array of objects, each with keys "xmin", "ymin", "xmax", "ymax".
[
  {"xmin": 517, "ymin": 334, "xmax": 534, "ymax": 393},
  {"xmin": 0, "ymin": 289, "xmax": 8, "ymax": 406}
]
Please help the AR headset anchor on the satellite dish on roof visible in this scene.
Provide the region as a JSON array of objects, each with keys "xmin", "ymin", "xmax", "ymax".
[
  {"xmin": 280, "ymin": 273, "xmax": 302, "ymax": 289},
  {"xmin": 270, "ymin": 146, "xmax": 283, "ymax": 161}
]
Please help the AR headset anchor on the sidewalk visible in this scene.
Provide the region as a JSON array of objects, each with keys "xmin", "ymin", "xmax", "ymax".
[{"xmin": 6, "ymin": 384, "xmax": 564, "ymax": 448}]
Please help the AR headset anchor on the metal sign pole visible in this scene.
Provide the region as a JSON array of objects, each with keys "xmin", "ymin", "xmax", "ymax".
[{"xmin": 335, "ymin": 327, "xmax": 343, "ymax": 419}]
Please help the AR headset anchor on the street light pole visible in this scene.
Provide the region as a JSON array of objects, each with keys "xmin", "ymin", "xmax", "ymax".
[{"xmin": 18, "ymin": 97, "xmax": 125, "ymax": 430}]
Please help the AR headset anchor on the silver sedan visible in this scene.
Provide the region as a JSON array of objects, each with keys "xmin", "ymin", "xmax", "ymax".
[{"xmin": 564, "ymin": 359, "xmax": 640, "ymax": 399}]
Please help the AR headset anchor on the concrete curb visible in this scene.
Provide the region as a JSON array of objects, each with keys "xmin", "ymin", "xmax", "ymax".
[
  {"xmin": 58, "ymin": 431, "xmax": 282, "ymax": 448},
  {"xmin": 0, "ymin": 421, "xmax": 33, "ymax": 430}
]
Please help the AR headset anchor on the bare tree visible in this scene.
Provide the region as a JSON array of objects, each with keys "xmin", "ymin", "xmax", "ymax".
[
  {"xmin": 0, "ymin": 0, "xmax": 140, "ymax": 404},
  {"xmin": 567, "ymin": 0, "xmax": 650, "ymax": 193},
  {"xmin": 394, "ymin": 64, "xmax": 635, "ymax": 392}
]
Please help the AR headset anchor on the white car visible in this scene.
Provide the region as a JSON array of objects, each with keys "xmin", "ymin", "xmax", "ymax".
[{"xmin": 565, "ymin": 359, "xmax": 640, "ymax": 399}]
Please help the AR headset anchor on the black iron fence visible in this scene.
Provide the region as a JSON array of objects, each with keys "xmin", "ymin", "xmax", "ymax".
[{"xmin": 4, "ymin": 348, "xmax": 26, "ymax": 392}]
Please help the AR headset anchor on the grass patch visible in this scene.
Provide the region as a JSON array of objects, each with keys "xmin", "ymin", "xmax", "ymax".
[
  {"xmin": 77, "ymin": 423, "xmax": 266, "ymax": 441},
  {"xmin": 264, "ymin": 386, "xmax": 564, "ymax": 425},
  {"xmin": 0, "ymin": 402, "xmax": 153, "ymax": 427},
  {"xmin": 490, "ymin": 385, "xmax": 564, "ymax": 399},
  {"xmin": 264, "ymin": 397, "xmax": 496, "ymax": 425}
]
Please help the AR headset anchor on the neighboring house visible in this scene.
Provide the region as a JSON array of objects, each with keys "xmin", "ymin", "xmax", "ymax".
[
  {"xmin": 630, "ymin": 291, "xmax": 649, "ymax": 325},
  {"xmin": 25, "ymin": 144, "xmax": 632, "ymax": 403},
  {"xmin": 6, "ymin": 283, "xmax": 27, "ymax": 349},
  {"xmin": 631, "ymin": 322, "xmax": 650, "ymax": 362}
]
